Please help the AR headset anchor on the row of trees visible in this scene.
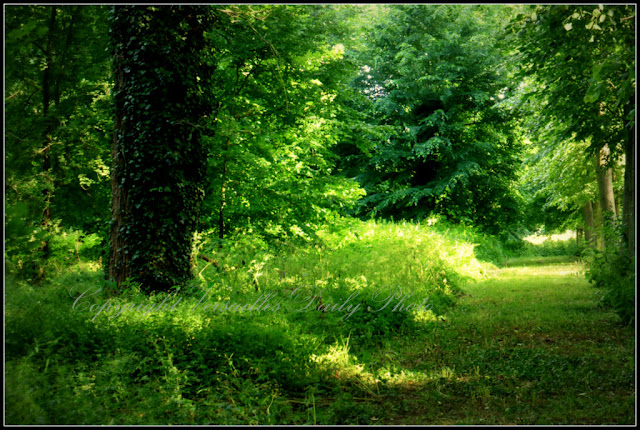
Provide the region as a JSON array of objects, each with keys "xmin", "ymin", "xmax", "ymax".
[
  {"xmin": 5, "ymin": 5, "xmax": 634, "ymax": 292},
  {"xmin": 511, "ymin": 5, "xmax": 635, "ymax": 256}
]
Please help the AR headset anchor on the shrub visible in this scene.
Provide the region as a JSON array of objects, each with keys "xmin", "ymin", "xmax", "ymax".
[
  {"xmin": 584, "ymin": 224, "xmax": 635, "ymax": 325},
  {"xmin": 5, "ymin": 204, "xmax": 105, "ymax": 282},
  {"xmin": 472, "ymin": 235, "xmax": 509, "ymax": 265},
  {"xmin": 4, "ymin": 202, "xmax": 50, "ymax": 281}
]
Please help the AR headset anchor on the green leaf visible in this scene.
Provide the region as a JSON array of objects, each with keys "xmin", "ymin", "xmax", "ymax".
[
  {"xmin": 584, "ymin": 82, "xmax": 604, "ymax": 103},
  {"xmin": 591, "ymin": 64, "xmax": 603, "ymax": 81}
]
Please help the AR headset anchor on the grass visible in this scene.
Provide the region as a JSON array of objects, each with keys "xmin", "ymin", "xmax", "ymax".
[
  {"xmin": 4, "ymin": 219, "xmax": 635, "ymax": 424},
  {"xmin": 363, "ymin": 256, "xmax": 634, "ymax": 424}
]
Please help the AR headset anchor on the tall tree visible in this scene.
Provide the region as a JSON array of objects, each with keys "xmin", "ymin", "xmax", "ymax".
[
  {"xmin": 338, "ymin": 5, "xmax": 524, "ymax": 234},
  {"xmin": 199, "ymin": 5, "xmax": 364, "ymax": 242},
  {"xmin": 6, "ymin": 6, "xmax": 112, "ymax": 230},
  {"xmin": 511, "ymin": 5, "xmax": 635, "ymax": 254},
  {"xmin": 108, "ymin": 6, "xmax": 216, "ymax": 291},
  {"xmin": 520, "ymin": 133, "xmax": 600, "ymax": 237}
]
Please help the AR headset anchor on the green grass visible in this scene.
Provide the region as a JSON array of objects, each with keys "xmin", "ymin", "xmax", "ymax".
[
  {"xmin": 356, "ymin": 256, "xmax": 634, "ymax": 424},
  {"xmin": 4, "ymin": 220, "xmax": 635, "ymax": 424}
]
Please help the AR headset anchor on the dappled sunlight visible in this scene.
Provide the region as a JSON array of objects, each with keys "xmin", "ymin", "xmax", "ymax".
[
  {"xmin": 5, "ymin": 1, "xmax": 634, "ymax": 424},
  {"xmin": 6, "ymin": 235, "xmax": 634, "ymax": 424},
  {"xmin": 413, "ymin": 308, "xmax": 439, "ymax": 323},
  {"xmin": 310, "ymin": 338, "xmax": 383, "ymax": 398}
]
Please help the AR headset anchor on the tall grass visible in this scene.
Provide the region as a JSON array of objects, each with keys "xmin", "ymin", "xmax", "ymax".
[{"xmin": 5, "ymin": 218, "xmax": 494, "ymax": 424}]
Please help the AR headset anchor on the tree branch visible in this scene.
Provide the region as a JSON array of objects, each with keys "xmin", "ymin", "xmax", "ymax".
[{"xmin": 197, "ymin": 253, "xmax": 219, "ymax": 268}]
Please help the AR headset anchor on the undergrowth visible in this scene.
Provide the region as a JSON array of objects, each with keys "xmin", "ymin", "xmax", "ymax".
[
  {"xmin": 5, "ymin": 218, "xmax": 633, "ymax": 424},
  {"xmin": 5, "ymin": 218, "xmax": 493, "ymax": 424},
  {"xmin": 583, "ymin": 223, "xmax": 635, "ymax": 325}
]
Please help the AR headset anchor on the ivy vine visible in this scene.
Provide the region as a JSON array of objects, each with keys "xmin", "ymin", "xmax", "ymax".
[{"xmin": 108, "ymin": 6, "xmax": 217, "ymax": 291}]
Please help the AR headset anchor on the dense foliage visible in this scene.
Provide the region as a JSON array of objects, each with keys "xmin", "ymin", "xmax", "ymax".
[
  {"xmin": 5, "ymin": 6, "xmax": 112, "ymax": 280},
  {"xmin": 199, "ymin": 6, "xmax": 364, "ymax": 242},
  {"xmin": 337, "ymin": 5, "xmax": 525, "ymax": 235},
  {"xmin": 4, "ymin": 5, "xmax": 635, "ymax": 425},
  {"xmin": 4, "ymin": 3, "xmax": 634, "ymax": 314},
  {"xmin": 510, "ymin": 4, "xmax": 635, "ymax": 322}
]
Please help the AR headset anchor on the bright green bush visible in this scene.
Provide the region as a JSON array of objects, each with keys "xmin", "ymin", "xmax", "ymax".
[
  {"xmin": 4, "ymin": 202, "xmax": 50, "ymax": 281},
  {"xmin": 5, "ymin": 203, "xmax": 105, "ymax": 282},
  {"xmin": 472, "ymin": 235, "xmax": 509, "ymax": 265}
]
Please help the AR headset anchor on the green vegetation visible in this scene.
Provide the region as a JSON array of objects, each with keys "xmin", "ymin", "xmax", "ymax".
[
  {"xmin": 5, "ymin": 221, "xmax": 634, "ymax": 424},
  {"xmin": 5, "ymin": 4, "xmax": 635, "ymax": 425}
]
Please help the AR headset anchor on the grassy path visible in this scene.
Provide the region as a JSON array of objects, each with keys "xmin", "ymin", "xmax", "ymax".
[{"xmin": 370, "ymin": 256, "xmax": 635, "ymax": 425}]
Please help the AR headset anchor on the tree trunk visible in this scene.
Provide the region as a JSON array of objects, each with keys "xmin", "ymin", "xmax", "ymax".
[
  {"xmin": 592, "ymin": 199, "xmax": 604, "ymax": 251},
  {"xmin": 36, "ymin": 6, "xmax": 57, "ymax": 279},
  {"xmin": 594, "ymin": 144, "xmax": 617, "ymax": 250},
  {"xmin": 581, "ymin": 201, "xmax": 595, "ymax": 248},
  {"xmin": 108, "ymin": 6, "xmax": 214, "ymax": 291},
  {"xmin": 53, "ymin": 7, "xmax": 78, "ymax": 107},
  {"xmin": 219, "ymin": 137, "xmax": 231, "ymax": 241},
  {"xmin": 108, "ymin": 48, "xmax": 130, "ymax": 286},
  {"xmin": 594, "ymin": 144, "xmax": 617, "ymax": 222},
  {"xmin": 613, "ymin": 170, "xmax": 622, "ymax": 221},
  {"xmin": 621, "ymin": 101, "xmax": 635, "ymax": 257},
  {"xmin": 41, "ymin": 7, "xmax": 57, "ymax": 230}
]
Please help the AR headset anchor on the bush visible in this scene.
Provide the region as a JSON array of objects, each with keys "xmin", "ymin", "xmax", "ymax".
[
  {"xmin": 5, "ymin": 203, "xmax": 105, "ymax": 282},
  {"xmin": 584, "ymin": 224, "xmax": 635, "ymax": 325},
  {"xmin": 5, "ymin": 202, "xmax": 50, "ymax": 281},
  {"xmin": 473, "ymin": 237, "xmax": 509, "ymax": 265}
]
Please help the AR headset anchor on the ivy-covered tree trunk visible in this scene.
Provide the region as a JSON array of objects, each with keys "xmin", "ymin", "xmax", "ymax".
[{"xmin": 108, "ymin": 6, "xmax": 215, "ymax": 291}]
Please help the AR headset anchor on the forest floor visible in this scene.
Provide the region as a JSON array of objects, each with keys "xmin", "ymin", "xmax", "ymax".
[
  {"xmin": 5, "ymin": 249, "xmax": 635, "ymax": 425},
  {"xmin": 361, "ymin": 255, "xmax": 635, "ymax": 425}
]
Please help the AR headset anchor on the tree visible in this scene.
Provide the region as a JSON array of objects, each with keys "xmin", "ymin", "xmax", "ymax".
[
  {"xmin": 6, "ymin": 6, "xmax": 112, "ymax": 229},
  {"xmin": 337, "ymin": 5, "xmax": 525, "ymax": 234},
  {"xmin": 519, "ymin": 132, "xmax": 609, "ymax": 246},
  {"xmin": 511, "ymin": 5, "xmax": 635, "ymax": 254},
  {"xmin": 199, "ymin": 5, "xmax": 364, "ymax": 243},
  {"xmin": 107, "ymin": 6, "xmax": 216, "ymax": 291},
  {"xmin": 5, "ymin": 6, "xmax": 112, "ymax": 279}
]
